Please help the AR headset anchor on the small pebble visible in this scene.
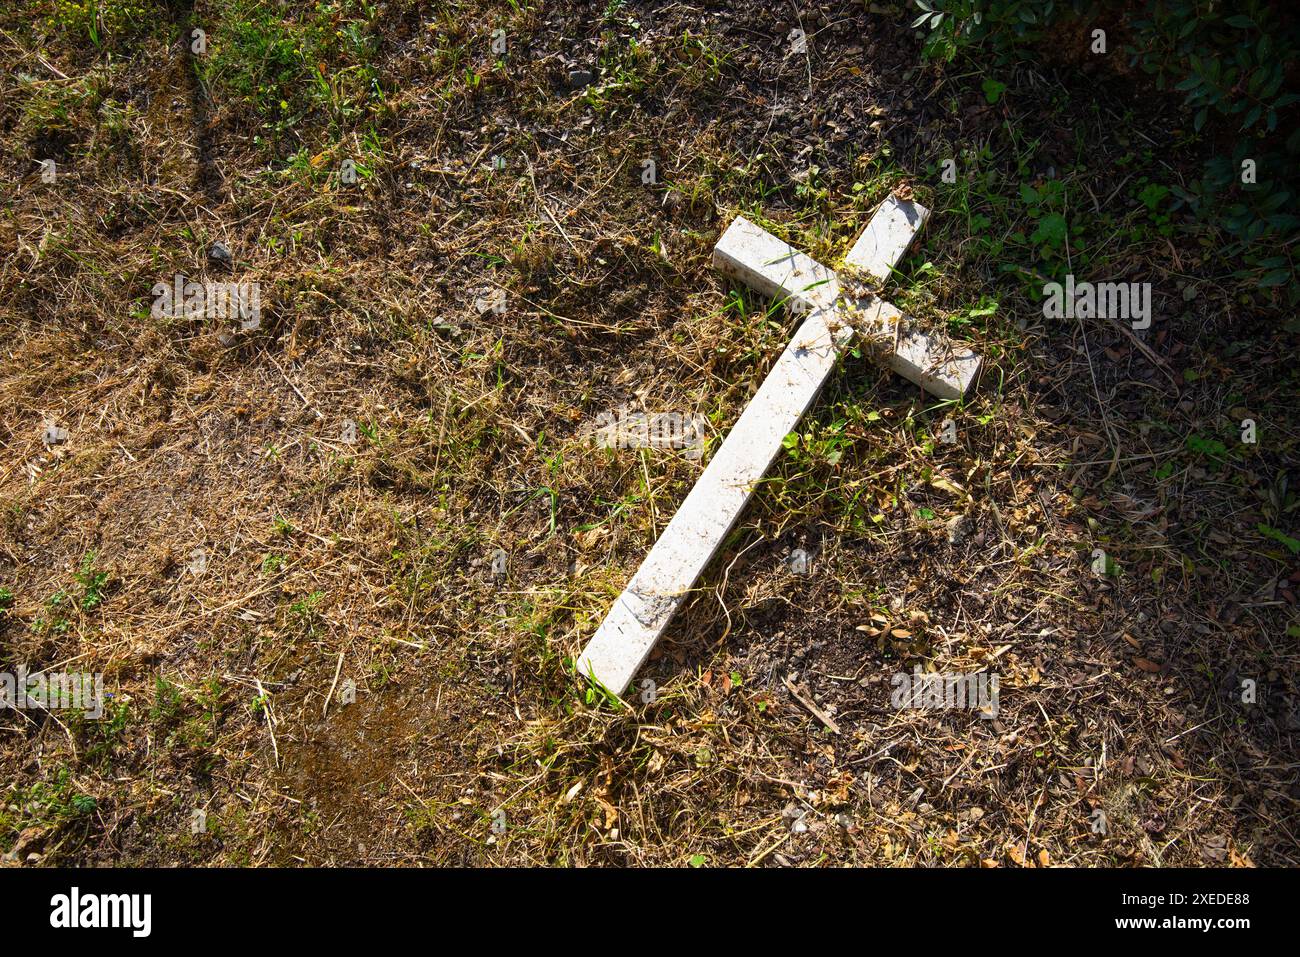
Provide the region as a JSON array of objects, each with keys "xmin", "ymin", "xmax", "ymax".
[{"xmin": 208, "ymin": 241, "xmax": 233, "ymax": 268}]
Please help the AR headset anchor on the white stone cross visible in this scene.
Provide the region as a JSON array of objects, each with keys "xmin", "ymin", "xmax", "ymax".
[{"xmin": 576, "ymin": 195, "xmax": 982, "ymax": 697}]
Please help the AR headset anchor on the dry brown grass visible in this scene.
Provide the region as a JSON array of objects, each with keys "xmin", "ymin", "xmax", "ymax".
[{"xmin": 0, "ymin": 0, "xmax": 1294, "ymax": 867}]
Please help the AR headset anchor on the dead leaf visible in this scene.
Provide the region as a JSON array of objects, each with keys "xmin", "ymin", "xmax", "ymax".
[
  {"xmin": 929, "ymin": 475, "xmax": 967, "ymax": 498},
  {"xmin": 593, "ymin": 796, "xmax": 618, "ymax": 830}
]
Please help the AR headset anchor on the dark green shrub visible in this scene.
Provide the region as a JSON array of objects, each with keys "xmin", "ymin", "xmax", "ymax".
[{"xmin": 911, "ymin": 0, "xmax": 1299, "ymax": 298}]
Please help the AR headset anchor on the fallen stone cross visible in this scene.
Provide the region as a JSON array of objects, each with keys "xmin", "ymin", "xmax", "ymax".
[{"xmin": 576, "ymin": 194, "xmax": 982, "ymax": 697}]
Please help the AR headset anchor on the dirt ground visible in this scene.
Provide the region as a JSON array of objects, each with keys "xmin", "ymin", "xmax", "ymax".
[{"xmin": 1, "ymin": 1, "xmax": 1296, "ymax": 866}]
